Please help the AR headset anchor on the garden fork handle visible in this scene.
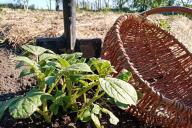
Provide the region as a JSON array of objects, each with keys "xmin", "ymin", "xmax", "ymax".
[{"xmin": 140, "ymin": 6, "xmax": 192, "ymax": 17}]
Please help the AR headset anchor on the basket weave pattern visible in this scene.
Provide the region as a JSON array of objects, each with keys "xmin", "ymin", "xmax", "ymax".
[{"xmin": 102, "ymin": 7, "xmax": 192, "ymax": 127}]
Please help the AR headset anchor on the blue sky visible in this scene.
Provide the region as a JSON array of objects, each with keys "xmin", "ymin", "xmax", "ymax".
[
  {"xmin": 0, "ymin": 0, "xmax": 56, "ymax": 9},
  {"xmin": 0, "ymin": 0, "xmax": 96, "ymax": 10},
  {"xmin": 0, "ymin": 0, "xmax": 190, "ymax": 9}
]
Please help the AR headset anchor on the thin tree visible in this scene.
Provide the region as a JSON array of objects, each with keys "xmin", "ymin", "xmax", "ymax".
[
  {"xmin": 23, "ymin": 0, "xmax": 29, "ymax": 10},
  {"xmin": 15, "ymin": 0, "xmax": 29, "ymax": 10},
  {"xmin": 104, "ymin": 0, "xmax": 110, "ymax": 8},
  {"xmin": 180, "ymin": 0, "xmax": 192, "ymax": 6},
  {"xmin": 113, "ymin": 0, "xmax": 128, "ymax": 10},
  {"xmin": 46, "ymin": 0, "xmax": 52, "ymax": 10},
  {"xmin": 55, "ymin": 0, "xmax": 60, "ymax": 11}
]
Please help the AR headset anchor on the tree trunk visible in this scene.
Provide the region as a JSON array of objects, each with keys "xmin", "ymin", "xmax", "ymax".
[
  {"xmin": 50, "ymin": 0, "xmax": 52, "ymax": 10},
  {"xmin": 23, "ymin": 0, "xmax": 29, "ymax": 10},
  {"xmin": 76, "ymin": 0, "xmax": 79, "ymax": 8},
  {"xmin": 56, "ymin": 0, "xmax": 60, "ymax": 11},
  {"xmin": 104, "ymin": 0, "xmax": 110, "ymax": 8}
]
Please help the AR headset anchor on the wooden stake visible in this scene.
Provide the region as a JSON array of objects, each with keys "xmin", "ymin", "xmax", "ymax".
[{"xmin": 63, "ymin": 0, "xmax": 76, "ymax": 50}]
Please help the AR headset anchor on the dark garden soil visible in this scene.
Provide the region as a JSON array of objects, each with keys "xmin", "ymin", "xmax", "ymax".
[
  {"xmin": 0, "ymin": 43, "xmax": 35, "ymax": 98},
  {"xmin": 0, "ymin": 43, "xmax": 159, "ymax": 128}
]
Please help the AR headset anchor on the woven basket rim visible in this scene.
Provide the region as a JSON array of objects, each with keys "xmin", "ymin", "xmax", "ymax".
[
  {"xmin": 102, "ymin": 6, "xmax": 192, "ymax": 127},
  {"xmin": 113, "ymin": 14, "xmax": 192, "ymax": 111}
]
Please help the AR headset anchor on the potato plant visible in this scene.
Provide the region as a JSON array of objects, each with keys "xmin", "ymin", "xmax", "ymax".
[{"xmin": 0, "ymin": 45, "xmax": 138, "ymax": 127}]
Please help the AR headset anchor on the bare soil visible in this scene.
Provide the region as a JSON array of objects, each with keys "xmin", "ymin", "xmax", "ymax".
[{"xmin": 0, "ymin": 43, "xmax": 35, "ymax": 98}]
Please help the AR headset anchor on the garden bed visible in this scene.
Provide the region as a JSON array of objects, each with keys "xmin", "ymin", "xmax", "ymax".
[{"xmin": 0, "ymin": 43, "xmax": 153, "ymax": 128}]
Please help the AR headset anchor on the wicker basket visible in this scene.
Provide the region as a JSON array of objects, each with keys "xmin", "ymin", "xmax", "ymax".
[{"xmin": 101, "ymin": 6, "xmax": 192, "ymax": 128}]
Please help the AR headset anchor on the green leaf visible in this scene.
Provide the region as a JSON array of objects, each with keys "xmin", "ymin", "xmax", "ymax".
[
  {"xmin": 61, "ymin": 52, "xmax": 86, "ymax": 64},
  {"xmin": 15, "ymin": 56, "xmax": 40, "ymax": 72},
  {"xmin": 92, "ymin": 104, "xmax": 101, "ymax": 115},
  {"xmin": 50, "ymin": 103, "xmax": 59, "ymax": 115},
  {"xmin": 39, "ymin": 53, "xmax": 58, "ymax": 61},
  {"xmin": 90, "ymin": 58, "xmax": 115, "ymax": 77},
  {"xmin": 61, "ymin": 52, "xmax": 83, "ymax": 60},
  {"xmin": 101, "ymin": 108, "xmax": 119, "ymax": 125},
  {"xmin": 69, "ymin": 74, "xmax": 99, "ymax": 82},
  {"xmin": 0, "ymin": 97, "xmax": 21, "ymax": 120},
  {"xmin": 46, "ymin": 61, "xmax": 60, "ymax": 68},
  {"xmin": 91, "ymin": 113, "xmax": 101, "ymax": 128},
  {"xmin": 44, "ymin": 66, "xmax": 57, "ymax": 76},
  {"xmin": 9, "ymin": 90, "xmax": 50, "ymax": 119},
  {"xmin": 50, "ymin": 94, "xmax": 69, "ymax": 115},
  {"xmin": 45, "ymin": 76, "xmax": 56, "ymax": 86},
  {"xmin": 80, "ymin": 74, "xmax": 99, "ymax": 81},
  {"xmin": 99, "ymin": 77, "xmax": 138, "ymax": 105},
  {"xmin": 40, "ymin": 53, "xmax": 70, "ymax": 67},
  {"xmin": 22, "ymin": 45, "xmax": 54, "ymax": 56},
  {"xmin": 19, "ymin": 69, "xmax": 33, "ymax": 78},
  {"xmin": 79, "ymin": 80, "xmax": 89, "ymax": 87},
  {"xmin": 117, "ymin": 69, "xmax": 132, "ymax": 82},
  {"xmin": 69, "ymin": 74, "xmax": 82, "ymax": 82},
  {"xmin": 57, "ymin": 57, "xmax": 70, "ymax": 68},
  {"xmin": 115, "ymin": 101, "xmax": 129, "ymax": 110},
  {"xmin": 78, "ymin": 58, "xmax": 86, "ymax": 63},
  {"xmin": 54, "ymin": 90, "xmax": 63, "ymax": 98},
  {"xmin": 16, "ymin": 56, "xmax": 42, "ymax": 78},
  {"xmin": 41, "ymin": 94, "xmax": 55, "ymax": 102},
  {"xmin": 63, "ymin": 63, "xmax": 92, "ymax": 73},
  {"xmin": 80, "ymin": 108, "xmax": 91, "ymax": 122},
  {"xmin": 107, "ymin": 98, "xmax": 129, "ymax": 110},
  {"xmin": 71, "ymin": 103, "xmax": 79, "ymax": 112}
]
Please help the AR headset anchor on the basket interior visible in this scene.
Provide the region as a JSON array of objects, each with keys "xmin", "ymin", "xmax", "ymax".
[{"xmin": 118, "ymin": 15, "xmax": 192, "ymax": 107}]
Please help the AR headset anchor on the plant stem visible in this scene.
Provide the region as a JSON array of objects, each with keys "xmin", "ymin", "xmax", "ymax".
[
  {"xmin": 48, "ymin": 76, "xmax": 61, "ymax": 93},
  {"xmin": 39, "ymin": 80, "xmax": 46, "ymax": 92},
  {"xmin": 62, "ymin": 77, "xmax": 66, "ymax": 92},
  {"xmin": 37, "ymin": 108, "xmax": 51, "ymax": 123},
  {"xmin": 36, "ymin": 55, "xmax": 39, "ymax": 63},
  {"xmin": 66, "ymin": 78, "xmax": 72, "ymax": 96},
  {"xmin": 78, "ymin": 92, "xmax": 105, "ymax": 117},
  {"xmin": 74, "ymin": 82, "xmax": 97, "ymax": 100},
  {"xmin": 43, "ymin": 101, "xmax": 48, "ymax": 112},
  {"xmin": 63, "ymin": 78, "xmax": 73, "ymax": 111},
  {"xmin": 77, "ymin": 86, "xmax": 105, "ymax": 119},
  {"xmin": 83, "ymin": 93, "xmax": 87, "ymax": 103}
]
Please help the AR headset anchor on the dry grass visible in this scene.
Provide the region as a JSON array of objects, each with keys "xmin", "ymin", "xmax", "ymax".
[
  {"xmin": 0, "ymin": 8, "xmax": 64, "ymax": 46},
  {"xmin": 0, "ymin": 8, "xmax": 191, "ymax": 51},
  {"xmin": 148, "ymin": 14, "xmax": 192, "ymax": 52}
]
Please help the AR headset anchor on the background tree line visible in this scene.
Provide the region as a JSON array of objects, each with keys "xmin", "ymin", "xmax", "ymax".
[
  {"xmin": 1, "ymin": 0, "xmax": 192, "ymax": 12},
  {"xmin": 76, "ymin": 0, "xmax": 191, "ymax": 11}
]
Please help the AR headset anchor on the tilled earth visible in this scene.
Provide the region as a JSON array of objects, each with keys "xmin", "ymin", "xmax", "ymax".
[{"xmin": 0, "ymin": 44, "xmax": 35, "ymax": 99}]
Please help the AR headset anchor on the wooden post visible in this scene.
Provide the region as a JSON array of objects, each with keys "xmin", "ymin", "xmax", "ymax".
[
  {"xmin": 63, "ymin": 0, "xmax": 76, "ymax": 50},
  {"xmin": 37, "ymin": 0, "xmax": 102, "ymax": 57}
]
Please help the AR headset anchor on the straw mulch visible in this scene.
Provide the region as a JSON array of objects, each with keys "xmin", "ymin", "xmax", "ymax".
[{"xmin": 0, "ymin": 8, "xmax": 191, "ymax": 50}]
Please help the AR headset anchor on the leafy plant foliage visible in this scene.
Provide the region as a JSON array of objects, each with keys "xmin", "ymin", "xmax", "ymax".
[{"xmin": 0, "ymin": 45, "xmax": 138, "ymax": 127}]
